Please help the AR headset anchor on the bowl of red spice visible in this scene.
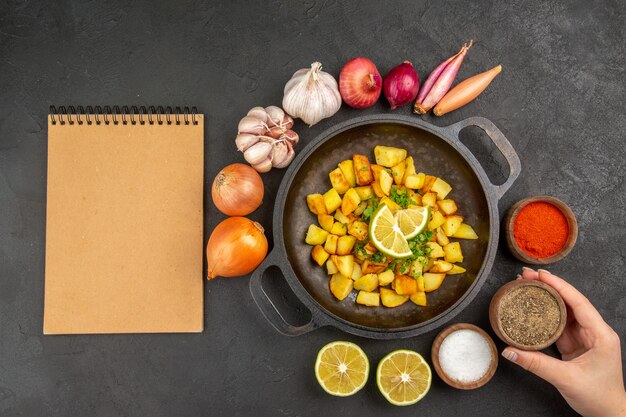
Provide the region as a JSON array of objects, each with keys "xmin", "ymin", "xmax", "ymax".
[{"xmin": 505, "ymin": 196, "xmax": 578, "ymax": 265}]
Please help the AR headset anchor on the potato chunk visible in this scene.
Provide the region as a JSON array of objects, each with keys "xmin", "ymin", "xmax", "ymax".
[
  {"xmin": 379, "ymin": 170, "xmax": 394, "ymax": 195},
  {"xmin": 306, "ymin": 194, "xmax": 327, "ymax": 215},
  {"xmin": 423, "ymin": 273, "xmax": 446, "ymax": 292},
  {"xmin": 331, "ymin": 255, "xmax": 354, "ymax": 278},
  {"xmin": 452, "ymin": 223, "xmax": 478, "ymax": 239},
  {"xmin": 354, "ymin": 185, "xmax": 374, "ymax": 200},
  {"xmin": 377, "ymin": 270, "xmax": 395, "ymax": 286},
  {"xmin": 394, "ymin": 275, "xmax": 418, "ymax": 295},
  {"xmin": 329, "ymin": 273, "xmax": 353, "ymax": 301},
  {"xmin": 429, "ymin": 260, "xmax": 453, "ymax": 273},
  {"xmin": 326, "ymin": 258, "xmax": 338, "ymax": 275},
  {"xmin": 348, "ymin": 221, "xmax": 368, "ymax": 241},
  {"xmin": 374, "ymin": 146, "xmax": 407, "ymax": 167},
  {"xmin": 330, "ymin": 222, "xmax": 347, "ymax": 236},
  {"xmin": 323, "ymin": 188, "xmax": 342, "ymax": 213},
  {"xmin": 431, "ymin": 178, "xmax": 452, "ymax": 199},
  {"xmin": 337, "ymin": 235, "xmax": 357, "ymax": 255},
  {"xmin": 338, "ymin": 160, "xmax": 356, "ymax": 187},
  {"xmin": 341, "ymin": 188, "xmax": 361, "ymax": 215},
  {"xmin": 402, "ymin": 156, "xmax": 416, "ymax": 184},
  {"xmin": 354, "ymin": 273, "xmax": 378, "ymax": 292},
  {"xmin": 380, "ymin": 287, "xmax": 409, "ymax": 307},
  {"xmin": 356, "ymin": 291, "xmax": 380, "ymax": 307},
  {"xmin": 324, "ymin": 234, "xmax": 338, "ymax": 254},
  {"xmin": 318, "ymin": 214, "xmax": 334, "ymax": 232},
  {"xmin": 391, "ymin": 161, "xmax": 406, "ymax": 185},
  {"xmin": 353, "ymin": 154, "xmax": 374, "ymax": 185},
  {"xmin": 443, "ymin": 242, "xmax": 464, "ymax": 263},
  {"xmin": 426, "ymin": 241, "xmax": 445, "ymax": 258},
  {"xmin": 405, "ymin": 173, "xmax": 426, "ymax": 189},
  {"xmin": 311, "ymin": 245, "xmax": 330, "ymax": 266},
  {"xmin": 428, "ymin": 210, "xmax": 446, "ymax": 230},
  {"xmin": 410, "ymin": 292, "xmax": 427, "ymax": 306},
  {"xmin": 421, "ymin": 192, "xmax": 437, "ymax": 208},
  {"xmin": 441, "ymin": 215, "xmax": 464, "ymax": 236},
  {"xmin": 329, "ymin": 168, "xmax": 350, "ymax": 194},
  {"xmin": 305, "ymin": 224, "xmax": 328, "ymax": 245},
  {"xmin": 447, "ymin": 264, "xmax": 467, "ymax": 275},
  {"xmin": 437, "ymin": 199, "xmax": 458, "ymax": 215}
]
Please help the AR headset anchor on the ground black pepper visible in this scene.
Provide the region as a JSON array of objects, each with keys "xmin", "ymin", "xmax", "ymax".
[{"xmin": 498, "ymin": 286, "xmax": 561, "ymax": 346}]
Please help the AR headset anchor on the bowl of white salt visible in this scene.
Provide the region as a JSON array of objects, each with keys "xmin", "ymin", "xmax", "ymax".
[{"xmin": 431, "ymin": 323, "xmax": 498, "ymax": 390}]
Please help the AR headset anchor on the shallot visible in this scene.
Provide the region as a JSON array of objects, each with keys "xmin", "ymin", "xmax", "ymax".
[
  {"xmin": 414, "ymin": 41, "xmax": 472, "ymax": 114},
  {"xmin": 433, "ymin": 65, "xmax": 502, "ymax": 116}
]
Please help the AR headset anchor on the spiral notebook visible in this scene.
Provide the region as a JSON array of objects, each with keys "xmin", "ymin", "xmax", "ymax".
[{"xmin": 44, "ymin": 106, "xmax": 204, "ymax": 334}]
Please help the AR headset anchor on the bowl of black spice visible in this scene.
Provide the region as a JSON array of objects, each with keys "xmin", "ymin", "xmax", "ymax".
[{"xmin": 489, "ymin": 279, "xmax": 567, "ymax": 350}]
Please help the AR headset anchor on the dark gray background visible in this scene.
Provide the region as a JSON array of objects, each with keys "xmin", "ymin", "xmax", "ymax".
[{"xmin": 1, "ymin": 1, "xmax": 624, "ymax": 416}]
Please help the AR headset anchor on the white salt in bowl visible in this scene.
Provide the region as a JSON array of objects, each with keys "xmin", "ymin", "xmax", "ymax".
[{"xmin": 431, "ymin": 323, "xmax": 498, "ymax": 390}]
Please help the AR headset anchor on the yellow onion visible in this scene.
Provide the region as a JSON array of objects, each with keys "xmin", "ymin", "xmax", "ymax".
[
  {"xmin": 212, "ymin": 163, "xmax": 264, "ymax": 216},
  {"xmin": 207, "ymin": 217, "xmax": 268, "ymax": 279}
]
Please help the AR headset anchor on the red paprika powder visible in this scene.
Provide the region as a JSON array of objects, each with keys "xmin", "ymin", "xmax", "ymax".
[{"xmin": 513, "ymin": 202, "xmax": 569, "ymax": 258}]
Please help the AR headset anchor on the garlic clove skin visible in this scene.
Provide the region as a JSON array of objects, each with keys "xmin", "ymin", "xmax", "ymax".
[
  {"xmin": 267, "ymin": 126, "xmax": 286, "ymax": 139},
  {"xmin": 282, "ymin": 130, "xmax": 299, "ymax": 146},
  {"xmin": 243, "ymin": 141, "xmax": 273, "ymax": 166},
  {"xmin": 270, "ymin": 141, "xmax": 289, "ymax": 168},
  {"xmin": 252, "ymin": 157, "xmax": 273, "ymax": 173},
  {"xmin": 272, "ymin": 142, "xmax": 295, "ymax": 168},
  {"xmin": 235, "ymin": 133, "xmax": 259, "ymax": 152},
  {"xmin": 265, "ymin": 106, "xmax": 285, "ymax": 128},
  {"xmin": 238, "ymin": 116, "xmax": 267, "ymax": 135},
  {"xmin": 281, "ymin": 114, "xmax": 294, "ymax": 130},
  {"xmin": 282, "ymin": 62, "xmax": 342, "ymax": 126},
  {"xmin": 247, "ymin": 106, "xmax": 268, "ymax": 123}
]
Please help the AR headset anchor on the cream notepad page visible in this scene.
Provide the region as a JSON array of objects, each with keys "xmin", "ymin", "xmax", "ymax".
[{"xmin": 44, "ymin": 114, "xmax": 204, "ymax": 334}]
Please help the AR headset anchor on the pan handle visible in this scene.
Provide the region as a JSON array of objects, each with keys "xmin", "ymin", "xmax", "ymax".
[
  {"xmin": 447, "ymin": 117, "xmax": 521, "ymax": 200},
  {"xmin": 249, "ymin": 250, "xmax": 318, "ymax": 337}
]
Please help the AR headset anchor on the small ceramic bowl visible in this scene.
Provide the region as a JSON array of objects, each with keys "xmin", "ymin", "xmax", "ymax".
[
  {"xmin": 489, "ymin": 279, "xmax": 567, "ymax": 351},
  {"xmin": 431, "ymin": 323, "xmax": 498, "ymax": 390},
  {"xmin": 505, "ymin": 195, "xmax": 578, "ymax": 265}
]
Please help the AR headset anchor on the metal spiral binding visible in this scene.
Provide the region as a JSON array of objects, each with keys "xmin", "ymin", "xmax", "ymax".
[{"xmin": 49, "ymin": 106, "xmax": 199, "ymax": 126}]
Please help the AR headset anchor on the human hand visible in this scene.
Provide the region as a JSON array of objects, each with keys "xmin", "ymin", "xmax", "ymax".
[{"xmin": 500, "ymin": 268, "xmax": 625, "ymax": 417}]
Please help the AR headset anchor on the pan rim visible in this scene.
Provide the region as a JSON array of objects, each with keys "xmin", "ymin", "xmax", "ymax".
[{"xmin": 273, "ymin": 114, "xmax": 499, "ymax": 337}]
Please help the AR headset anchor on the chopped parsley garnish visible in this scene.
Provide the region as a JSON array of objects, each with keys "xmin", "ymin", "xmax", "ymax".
[
  {"xmin": 359, "ymin": 167, "xmax": 370, "ymax": 171},
  {"xmin": 389, "ymin": 186, "xmax": 416, "ymax": 209},
  {"xmin": 360, "ymin": 197, "xmax": 379, "ymax": 222}
]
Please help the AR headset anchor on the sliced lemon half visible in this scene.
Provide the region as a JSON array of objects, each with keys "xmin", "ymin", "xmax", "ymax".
[
  {"xmin": 396, "ymin": 206, "xmax": 431, "ymax": 240},
  {"xmin": 369, "ymin": 205, "xmax": 412, "ymax": 258},
  {"xmin": 376, "ymin": 349, "xmax": 432, "ymax": 406},
  {"xmin": 315, "ymin": 341, "xmax": 369, "ymax": 397}
]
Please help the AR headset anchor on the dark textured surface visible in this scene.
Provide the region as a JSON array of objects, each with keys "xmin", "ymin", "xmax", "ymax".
[{"xmin": 0, "ymin": 1, "xmax": 624, "ymax": 416}]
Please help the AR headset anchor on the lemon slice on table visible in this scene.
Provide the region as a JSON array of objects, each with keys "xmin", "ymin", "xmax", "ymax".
[
  {"xmin": 315, "ymin": 341, "xmax": 369, "ymax": 397},
  {"xmin": 376, "ymin": 349, "xmax": 432, "ymax": 406},
  {"xmin": 395, "ymin": 206, "xmax": 431, "ymax": 240},
  {"xmin": 369, "ymin": 205, "xmax": 412, "ymax": 258}
]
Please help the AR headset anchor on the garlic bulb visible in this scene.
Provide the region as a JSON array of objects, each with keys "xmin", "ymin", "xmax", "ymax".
[
  {"xmin": 236, "ymin": 106, "xmax": 299, "ymax": 173},
  {"xmin": 282, "ymin": 62, "xmax": 341, "ymax": 126}
]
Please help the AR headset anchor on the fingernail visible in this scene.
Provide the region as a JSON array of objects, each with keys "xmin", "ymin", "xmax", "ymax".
[
  {"xmin": 502, "ymin": 349, "xmax": 518, "ymax": 363},
  {"xmin": 537, "ymin": 269, "xmax": 550, "ymax": 275},
  {"xmin": 522, "ymin": 267, "xmax": 534, "ymax": 272},
  {"xmin": 516, "ymin": 274, "xmax": 523, "ymax": 280}
]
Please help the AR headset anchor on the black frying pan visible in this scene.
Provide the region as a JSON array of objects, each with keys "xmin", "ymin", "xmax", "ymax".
[{"xmin": 250, "ymin": 115, "xmax": 520, "ymax": 339}]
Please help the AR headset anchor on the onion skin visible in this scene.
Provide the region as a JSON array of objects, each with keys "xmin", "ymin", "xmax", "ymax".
[
  {"xmin": 212, "ymin": 163, "xmax": 264, "ymax": 216},
  {"xmin": 433, "ymin": 65, "xmax": 502, "ymax": 116},
  {"xmin": 383, "ymin": 61, "xmax": 419, "ymax": 110},
  {"xmin": 414, "ymin": 41, "xmax": 472, "ymax": 114},
  {"xmin": 206, "ymin": 217, "xmax": 268, "ymax": 279}
]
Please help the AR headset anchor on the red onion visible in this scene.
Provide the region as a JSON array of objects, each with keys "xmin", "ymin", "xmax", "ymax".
[
  {"xmin": 383, "ymin": 61, "xmax": 420, "ymax": 110},
  {"xmin": 339, "ymin": 57, "xmax": 382, "ymax": 109}
]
